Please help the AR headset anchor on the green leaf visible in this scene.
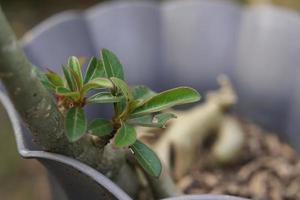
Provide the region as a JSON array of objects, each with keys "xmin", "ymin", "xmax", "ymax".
[
  {"xmin": 62, "ymin": 65, "xmax": 75, "ymax": 91},
  {"xmin": 101, "ymin": 49, "xmax": 124, "ymax": 80},
  {"xmin": 131, "ymin": 85, "xmax": 157, "ymax": 110},
  {"xmin": 127, "ymin": 113, "xmax": 176, "ymax": 128},
  {"xmin": 65, "ymin": 107, "xmax": 87, "ymax": 142},
  {"xmin": 41, "ymin": 79, "xmax": 56, "ymax": 90},
  {"xmin": 131, "ymin": 87, "xmax": 200, "ymax": 116},
  {"xmin": 114, "ymin": 123, "xmax": 136, "ymax": 148},
  {"xmin": 111, "ymin": 77, "xmax": 133, "ymax": 116},
  {"xmin": 81, "ymin": 78, "xmax": 114, "ymax": 95},
  {"xmin": 87, "ymin": 119, "xmax": 113, "ymax": 137},
  {"xmin": 34, "ymin": 67, "xmax": 55, "ymax": 90},
  {"xmin": 110, "ymin": 77, "xmax": 133, "ymax": 101},
  {"xmin": 115, "ymin": 98, "xmax": 127, "ymax": 115},
  {"xmin": 87, "ymin": 92, "xmax": 121, "ymax": 104},
  {"xmin": 132, "ymin": 85, "xmax": 156, "ymax": 100},
  {"xmin": 130, "ymin": 140, "xmax": 162, "ymax": 178},
  {"xmin": 56, "ymin": 87, "xmax": 80, "ymax": 99},
  {"xmin": 68, "ymin": 56, "xmax": 83, "ymax": 88},
  {"xmin": 84, "ymin": 57, "xmax": 105, "ymax": 84},
  {"xmin": 46, "ymin": 70, "xmax": 64, "ymax": 87}
]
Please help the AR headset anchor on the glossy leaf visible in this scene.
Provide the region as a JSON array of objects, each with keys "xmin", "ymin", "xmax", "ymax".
[
  {"xmin": 87, "ymin": 92, "xmax": 121, "ymax": 104},
  {"xmin": 110, "ymin": 77, "xmax": 133, "ymax": 101},
  {"xmin": 114, "ymin": 123, "xmax": 136, "ymax": 148},
  {"xmin": 111, "ymin": 77, "xmax": 133, "ymax": 115},
  {"xmin": 65, "ymin": 107, "xmax": 87, "ymax": 142},
  {"xmin": 127, "ymin": 113, "xmax": 176, "ymax": 128},
  {"xmin": 115, "ymin": 98, "xmax": 126, "ymax": 115},
  {"xmin": 101, "ymin": 49, "xmax": 124, "ymax": 80},
  {"xmin": 41, "ymin": 79, "xmax": 55, "ymax": 90},
  {"xmin": 62, "ymin": 65, "xmax": 75, "ymax": 91},
  {"xmin": 84, "ymin": 57, "xmax": 105, "ymax": 84},
  {"xmin": 82, "ymin": 78, "xmax": 114, "ymax": 94},
  {"xmin": 132, "ymin": 85, "xmax": 156, "ymax": 100},
  {"xmin": 37, "ymin": 69, "xmax": 55, "ymax": 90},
  {"xmin": 56, "ymin": 87, "xmax": 80, "ymax": 99},
  {"xmin": 68, "ymin": 56, "xmax": 83, "ymax": 88},
  {"xmin": 69, "ymin": 67, "xmax": 82, "ymax": 91},
  {"xmin": 130, "ymin": 140, "xmax": 162, "ymax": 178},
  {"xmin": 46, "ymin": 70, "xmax": 64, "ymax": 87},
  {"xmin": 88, "ymin": 119, "xmax": 113, "ymax": 137},
  {"xmin": 131, "ymin": 87, "xmax": 200, "ymax": 116},
  {"xmin": 131, "ymin": 85, "xmax": 157, "ymax": 109}
]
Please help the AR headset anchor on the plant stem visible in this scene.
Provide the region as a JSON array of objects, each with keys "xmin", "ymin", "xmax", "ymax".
[
  {"xmin": 0, "ymin": 5, "xmax": 67, "ymax": 152},
  {"xmin": 0, "ymin": 5, "xmax": 139, "ymax": 196}
]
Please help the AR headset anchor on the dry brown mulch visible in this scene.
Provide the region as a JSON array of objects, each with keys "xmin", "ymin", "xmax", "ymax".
[{"xmin": 177, "ymin": 119, "xmax": 300, "ymax": 200}]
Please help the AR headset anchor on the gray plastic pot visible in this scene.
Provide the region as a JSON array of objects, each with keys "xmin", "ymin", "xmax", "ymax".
[{"xmin": 2, "ymin": 0, "xmax": 300, "ymax": 199}]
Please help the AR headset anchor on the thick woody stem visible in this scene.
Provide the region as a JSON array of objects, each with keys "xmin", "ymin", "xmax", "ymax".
[{"xmin": 0, "ymin": 6, "xmax": 139, "ymax": 197}]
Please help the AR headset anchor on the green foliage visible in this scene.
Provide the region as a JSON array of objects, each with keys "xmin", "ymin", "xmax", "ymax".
[
  {"xmin": 131, "ymin": 87, "xmax": 200, "ymax": 116},
  {"xmin": 56, "ymin": 87, "xmax": 80, "ymax": 99},
  {"xmin": 81, "ymin": 78, "xmax": 114, "ymax": 94},
  {"xmin": 88, "ymin": 119, "xmax": 113, "ymax": 137},
  {"xmin": 84, "ymin": 57, "xmax": 105, "ymax": 84},
  {"xmin": 68, "ymin": 56, "xmax": 83, "ymax": 88},
  {"xmin": 114, "ymin": 123, "xmax": 136, "ymax": 148},
  {"xmin": 101, "ymin": 48, "xmax": 124, "ymax": 80},
  {"xmin": 46, "ymin": 70, "xmax": 64, "ymax": 87},
  {"xmin": 87, "ymin": 92, "xmax": 121, "ymax": 104},
  {"xmin": 62, "ymin": 65, "xmax": 76, "ymax": 91},
  {"xmin": 65, "ymin": 107, "xmax": 87, "ymax": 142},
  {"xmin": 127, "ymin": 113, "xmax": 177, "ymax": 128},
  {"xmin": 40, "ymin": 49, "xmax": 201, "ymax": 178},
  {"xmin": 132, "ymin": 85, "xmax": 156, "ymax": 100},
  {"xmin": 130, "ymin": 140, "xmax": 162, "ymax": 178}
]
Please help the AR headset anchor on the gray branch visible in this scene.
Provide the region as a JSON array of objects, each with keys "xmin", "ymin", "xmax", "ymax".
[{"xmin": 0, "ymin": 6, "xmax": 138, "ymax": 196}]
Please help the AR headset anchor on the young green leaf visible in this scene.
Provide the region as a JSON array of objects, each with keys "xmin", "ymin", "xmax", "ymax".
[
  {"xmin": 131, "ymin": 85, "xmax": 157, "ymax": 110},
  {"xmin": 127, "ymin": 113, "xmax": 176, "ymax": 128},
  {"xmin": 65, "ymin": 107, "xmax": 87, "ymax": 142},
  {"xmin": 62, "ymin": 65, "xmax": 75, "ymax": 91},
  {"xmin": 87, "ymin": 92, "xmax": 121, "ymax": 104},
  {"xmin": 101, "ymin": 49, "xmax": 124, "ymax": 80},
  {"xmin": 132, "ymin": 85, "xmax": 156, "ymax": 100},
  {"xmin": 81, "ymin": 78, "xmax": 114, "ymax": 95},
  {"xmin": 68, "ymin": 56, "xmax": 83, "ymax": 88},
  {"xmin": 56, "ymin": 87, "xmax": 80, "ymax": 99},
  {"xmin": 84, "ymin": 57, "xmax": 105, "ymax": 84},
  {"xmin": 114, "ymin": 123, "xmax": 136, "ymax": 148},
  {"xmin": 87, "ymin": 119, "xmax": 113, "ymax": 137},
  {"xmin": 37, "ymin": 70, "xmax": 55, "ymax": 90},
  {"xmin": 110, "ymin": 77, "xmax": 133, "ymax": 101},
  {"xmin": 41, "ymin": 79, "xmax": 56, "ymax": 90},
  {"xmin": 131, "ymin": 87, "xmax": 200, "ymax": 116},
  {"xmin": 111, "ymin": 77, "xmax": 133, "ymax": 116},
  {"xmin": 69, "ymin": 67, "xmax": 82, "ymax": 91},
  {"xmin": 46, "ymin": 70, "xmax": 64, "ymax": 87},
  {"xmin": 115, "ymin": 98, "xmax": 127, "ymax": 115},
  {"xmin": 130, "ymin": 140, "xmax": 162, "ymax": 178}
]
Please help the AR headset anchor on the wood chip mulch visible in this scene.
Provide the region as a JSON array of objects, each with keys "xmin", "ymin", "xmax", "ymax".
[{"xmin": 178, "ymin": 119, "xmax": 300, "ymax": 200}]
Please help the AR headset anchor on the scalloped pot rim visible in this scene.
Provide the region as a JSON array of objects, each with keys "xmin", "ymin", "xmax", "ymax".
[
  {"xmin": 21, "ymin": 0, "xmax": 300, "ymax": 46},
  {"xmin": 6, "ymin": 0, "xmax": 300, "ymax": 199}
]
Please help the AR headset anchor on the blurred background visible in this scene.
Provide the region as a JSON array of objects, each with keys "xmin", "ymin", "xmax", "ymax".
[{"xmin": 0, "ymin": 0, "xmax": 300, "ymax": 199}]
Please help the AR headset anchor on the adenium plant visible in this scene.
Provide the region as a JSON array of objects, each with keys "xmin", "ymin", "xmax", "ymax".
[{"xmin": 39, "ymin": 48, "xmax": 200, "ymax": 178}]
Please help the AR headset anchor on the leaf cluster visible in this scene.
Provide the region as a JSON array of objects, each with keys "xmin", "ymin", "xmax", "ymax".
[{"xmin": 40, "ymin": 49, "xmax": 200, "ymax": 178}]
